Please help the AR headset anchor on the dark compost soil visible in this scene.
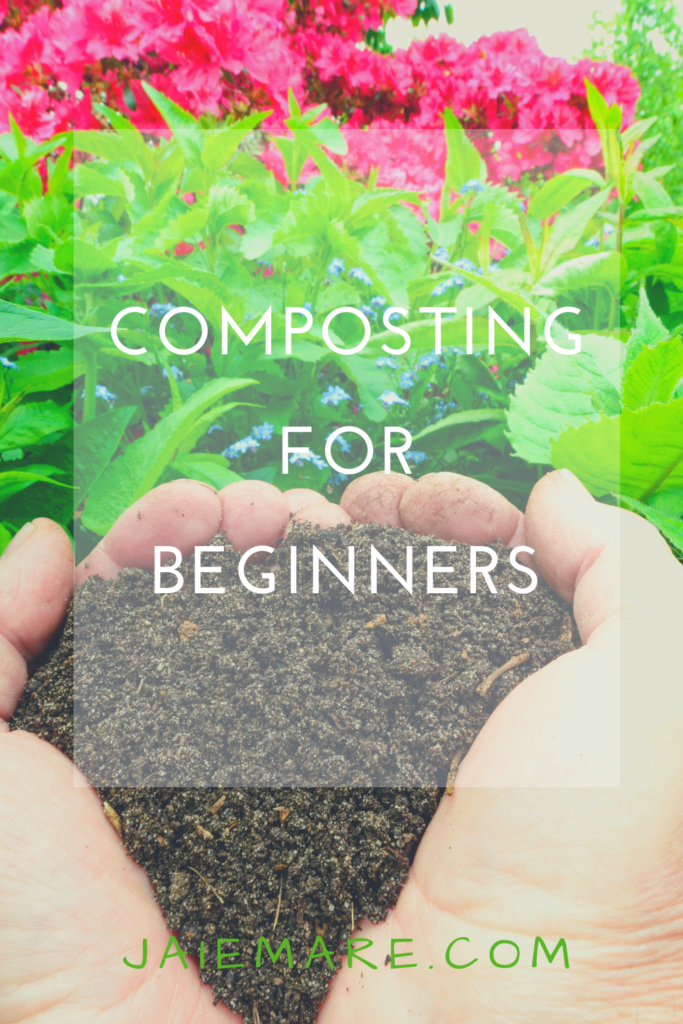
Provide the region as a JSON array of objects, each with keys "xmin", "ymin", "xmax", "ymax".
[{"xmin": 11, "ymin": 521, "xmax": 578, "ymax": 1024}]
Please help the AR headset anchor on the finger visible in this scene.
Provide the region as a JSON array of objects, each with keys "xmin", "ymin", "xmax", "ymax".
[
  {"xmin": 399, "ymin": 472, "xmax": 525, "ymax": 546},
  {"xmin": 524, "ymin": 468, "xmax": 683, "ymax": 642},
  {"xmin": 218, "ymin": 480, "xmax": 290, "ymax": 553},
  {"xmin": 77, "ymin": 480, "xmax": 222, "ymax": 585},
  {"xmin": 283, "ymin": 488, "xmax": 328, "ymax": 515},
  {"xmin": 340, "ymin": 471, "xmax": 414, "ymax": 527},
  {"xmin": 286, "ymin": 502, "xmax": 352, "ymax": 535},
  {"xmin": 0, "ymin": 519, "xmax": 73, "ymax": 720}
]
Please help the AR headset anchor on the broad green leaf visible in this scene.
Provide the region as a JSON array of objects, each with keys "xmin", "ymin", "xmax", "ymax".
[
  {"xmin": 453, "ymin": 265, "xmax": 543, "ymax": 322},
  {"xmin": 0, "ymin": 240, "xmax": 38, "ymax": 276},
  {"xmin": 0, "ymin": 401, "xmax": 71, "ymax": 451},
  {"xmin": 73, "ymin": 130, "xmax": 131, "ymax": 163},
  {"xmin": 0, "ymin": 299, "xmax": 107, "ymax": 343},
  {"xmin": 632, "ymin": 170, "xmax": 671, "ymax": 209},
  {"xmin": 82, "ymin": 378, "xmax": 255, "ymax": 534},
  {"xmin": 527, "ymin": 174, "xmax": 595, "ymax": 220},
  {"xmin": 414, "ymin": 407, "xmax": 506, "ymax": 448},
  {"xmin": 550, "ymin": 400, "xmax": 683, "ymax": 498},
  {"xmin": 92, "ymin": 105, "xmax": 154, "ymax": 178},
  {"xmin": 73, "ymin": 164, "xmax": 128, "ymax": 198},
  {"xmin": 74, "ymin": 406, "xmax": 136, "ymax": 507},
  {"xmin": 442, "ymin": 110, "xmax": 480, "ymax": 209},
  {"xmin": 618, "ymin": 493, "xmax": 683, "ymax": 552},
  {"xmin": 201, "ymin": 113, "xmax": 270, "ymax": 175},
  {"xmin": 626, "ymin": 206, "xmax": 683, "ymax": 223},
  {"xmin": 507, "ymin": 335, "xmax": 624, "ymax": 464},
  {"xmin": 0, "ymin": 465, "xmax": 70, "ymax": 503},
  {"xmin": 11, "ymin": 349, "xmax": 85, "ymax": 393},
  {"xmin": 171, "ymin": 453, "xmax": 242, "ymax": 489},
  {"xmin": 622, "ymin": 335, "xmax": 683, "ymax": 410},
  {"xmin": 649, "ymin": 489, "xmax": 683, "ymax": 517},
  {"xmin": 533, "ymin": 250, "xmax": 625, "ymax": 297},
  {"xmin": 624, "ymin": 286, "xmax": 669, "ymax": 371}
]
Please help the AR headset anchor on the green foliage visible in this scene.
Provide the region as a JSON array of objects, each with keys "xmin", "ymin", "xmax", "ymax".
[{"xmin": 0, "ymin": 82, "xmax": 681, "ymax": 560}]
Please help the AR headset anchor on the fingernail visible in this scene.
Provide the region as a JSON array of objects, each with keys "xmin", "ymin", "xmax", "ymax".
[
  {"xmin": 1, "ymin": 520, "xmax": 35, "ymax": 559},
  {"xmin": 558, "ymin": 468, "xmax": 587, "ymax": 493}
]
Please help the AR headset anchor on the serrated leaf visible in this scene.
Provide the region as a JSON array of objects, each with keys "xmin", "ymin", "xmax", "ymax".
[
  {"xmin": 506, "ymin": 335, "xmax": 624, "ymax": 464},
  {"xmin": 617, "ymin": 493, "xmax": 683, "ymax": 552},
  {"xmin": 442, "ymin": 110, "xmax": 480, "ymax": 216},
  {"xmin": 622, "ymin": 335, "xmax": 683, "ymax": 410},
  {"xmin": 82, "ymin": 378, "xmax": 255, "ymax": 534},
  {"xmin": 74, "ymin": 405, "xmax": 136, "ymax": 507},
  {"xmin": 140, "ymin": 82, "xmax": 203, "ymax": 162},
  {"xmin": 73, "ymin": 164, "xmax": 128, "ymax": 198},
  {"xmin": 624, "ymin": 286, "xmax": 669, "ymax": 371},
  {"xmin": 550, "ymin": 400, "xmax": 683, "ymax": 498},
  {"xmin": 0, "ymin": 298, "xmax": 107, "ymax": 343}
]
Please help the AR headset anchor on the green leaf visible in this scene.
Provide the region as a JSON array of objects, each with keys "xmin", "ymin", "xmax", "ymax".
[
  {"xmin": 201, "ymin": 113, "xmax": 270, "ymax": 175},
  {"xmin": 632, "ymin": 170, "xmax": 671, "ymax": 209},
  {"xmin": 507, "ymin": 334, "xmax": 624, "ymax": 464},
  {"xmin": 541, "ymin": 186, "xmax": 612, "ymax": 268},
  {"xmin": 171, "ymin": 453, "xmax": 242, "ymax": 489},
  {"xmin": 533, "ymin": 251, "xmax": 625, "ymax": 297},
  {"xmin": 0, "ymin": 401, "xmax": 71, "ymax": 451},
  {"xmin": 0, "ymin": 299, "xmax": 107, "ymax": 344},
  {"xmin": 73, "ymin": 164, "xmax": 128, "ymax": 198},
  {"xmin": 649, "ymin": 489, "xmax": 683, "ymax": 517},
  {"xmin": 617, "ymin": 493, "xmax": 683, "ymax": 553},
  {"xmin": 441, "ymin": 110, "xmax": 481, "ymax": 216},
  {"xmin": 622, "ymin": 334, "xmax": 683, "ymax": 410},
  {"xmin": 414, "ymin": 407, "xmax": 506, "ymax": 449},
  {"xmin": 140, "ymin": 83, "xmax": 203, "ymax": 162},
  {"xmin": 624, "ymin": 286, "xmax": 669, "ymax": 371},
  {"xmin": 0, "ymin": 465, "xmax": 70, "ymax": 503},
  {"xmin": 527, "ymin": 174, "xmax": 595, "ymax": 220},
  {"xmin": 550, "ymin": 400, "xmax": 683, "ymax": 498},
  {"xmin": 82, "ymin": 377, "xmax": 255, "ymax": 534},
  {"xmin": 74, "ymin": 406, "xmax": 136, "ymax": 507},
  {"xmin": 10, "ymin": 349, "xmax": 84, "ymax": 393},
  {"xmin": 0, "ymin": 240, "xmax": 38, "ymax": 276}
]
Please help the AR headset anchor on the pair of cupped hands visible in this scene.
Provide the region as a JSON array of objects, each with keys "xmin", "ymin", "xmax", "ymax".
[{"xmin": 1, "ymin": 468, "xmax": 682, "ymax": 1024}]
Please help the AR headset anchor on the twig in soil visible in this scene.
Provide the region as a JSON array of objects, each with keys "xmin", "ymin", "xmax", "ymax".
[
  {"xmin": 187, "ymin": 866, "xmax": 224, "ymax": 905},
  {"xmin": 444, "ymin": 746, "xmax": 466, "ymax": 797},
  {"xmin": 476, "ymin": 652, "xmax": 530, "ymax": 696},
  {"xmin": 384, "ymin": 846, "xmax": 409, "ymax": 869},
  {"xmin": 253, "ymin": 1003, "xmax": 261, "ymax": 1024},
  {"xmin": 273, "ymin": 877, "xmax": 283, "ymax": 933}
]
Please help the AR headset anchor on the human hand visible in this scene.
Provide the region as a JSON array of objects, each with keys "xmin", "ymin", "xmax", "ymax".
[{"xmin": 2, "ymin": 471, "xmax": 681, "ymax": 1022}]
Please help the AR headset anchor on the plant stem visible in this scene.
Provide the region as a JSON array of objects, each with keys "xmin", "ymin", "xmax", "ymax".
[{"xmin": 83, "ymin": 347, "xmax": 98, "ymax": 422}]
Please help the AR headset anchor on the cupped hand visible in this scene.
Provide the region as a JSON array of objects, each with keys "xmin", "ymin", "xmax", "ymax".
[{"xmin": 1, "ymin": 470, "xmax": 682, "ymax": 1023}]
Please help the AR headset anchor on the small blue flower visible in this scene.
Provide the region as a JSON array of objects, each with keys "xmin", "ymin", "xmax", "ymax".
[
  {"xmin": 251, "ymin": 422, "xmax": 274, "ymax": 442},
  {"xmin": 327, "ymin": 257, "xmax": 345, "ymax": 276},
  {"xmin": 399, "ymin": 371, "xmax": 418, "ymax": 389},
  {"xmin": 326, "ymin": 431, "xmax": 352, "ymax": 453},
  {"xmin": 223, "ymin": 436, "xmax": 260, "ymax": 459},
  {"xmin": 376, "ymin": 356, "xmax": 398, "ymax": 369},
  {"xmin": 206, "ymin": 423, "xmax": 223, "ymax": 435},
  {"xmin": 370, "ymin": 295, "xmax": 386, "ymax": 309},
  {"xmin": 321, "ymin": 385, "xmax": 352, "ymax": 407},
  {"xmin": 432, "ymin": 246, "xmax": 449, "ymax": 261},
  {"xmin": 379, "ymin": 390, "xmax": 410, "ymax": 408},
  {"xmin": 603, "ymin": 223, "xmax": 615, "ymax": 236},
  {"xmin": 388, "ymin": 310, "xmax": 402, "ymax": 323},
  {"xmin": 430, "ymin": 275, "xmax": 463, "ymax": 296},
  {"xmin": 0, "ymin": 356, "xmax": 17, "ymax": 369},
  {"xmin": 149, "ymin": 302, "xmax": 176, "ymax": 318},
  {"xmin": 162, "ymin": 365, "xmax": 183, "ymax": 381},
  {"xmin": 140, "ymin": 385, "xmax": 153, "ymax": 396},
  {"xmin": 360, "ymin": 303, "xmax": 377, "ymax": 322},
  {"xmin": 585, "ymin": 235, "xmax": 600, "ymax": 249},
  {"xmin": 81, "ymin": 384, "xmax": 117, "ymax": 404},
  {"xmin": 349, "ymin": 266, "xmax": 372, "ymax": 286},
  {"xmin": 116, "ymin": 274, "xmax": 127, "ymax": 283},
  {"xmin": 405, "ymin": 450, "xmax": 428, "ymax": 464},
  {"xmin": 489, "ymin": 262, "xmax": 500, "ymax": 272},
  {"xmin": 453, "ymin": 258, "xmax": 477, "ymax": 273},
  {"xmin": 460, "ymin": 179, "xmax": 484, "ymax": 194},
  {"xmin": 256, "ymin": 260, "xmax": 272, "ymax": 269},
  {"xmin": 417, "ymin": 352, "xmax": 442, "ymax": 369},
  {"xmin": 302, "ymin": 301, "xmax": 312, "ymax": 312},
  {"xmin": 290, "ymin": 450, "xmax": 328, "ymax": 470}
]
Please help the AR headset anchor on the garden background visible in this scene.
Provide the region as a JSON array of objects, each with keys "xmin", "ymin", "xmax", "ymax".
[{"xmin": 0, "ymin": 0, "xmax": 681, "ymax": 561}]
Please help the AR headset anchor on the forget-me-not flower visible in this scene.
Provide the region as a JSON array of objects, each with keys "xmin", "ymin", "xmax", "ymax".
[
  {"xmin": 379, "ymin": 390, "xmax": 410, "ymax": 408},
  {"xmin": 349, "ymin": 267, "xmax": 372, "ymax": 286},
  {"xmin": 328, "ymin": 257, "xmax": 345, "ymax": 276},
  {"xmin": 376, "ymin": 356, "xmax": 398, "ymax": 370},
  {"xmin": 0, "ymin": 356, "xmax": 17, "ymax": 369},
  {"xmin": 321, "ymin": 385, "xmax": 352, "ymax": 407}
]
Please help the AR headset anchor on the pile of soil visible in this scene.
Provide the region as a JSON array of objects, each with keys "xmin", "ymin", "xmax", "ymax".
[{"xmin": 11, "ymin": 521, "xmax": 578, "ymax": 1023}]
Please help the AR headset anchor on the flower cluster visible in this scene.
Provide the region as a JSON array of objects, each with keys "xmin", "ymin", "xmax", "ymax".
[
  {"xmin": 0, "ymin": 1, "xmax": 638, "ymax": 196},
  {"xmin": 222, "ymin": 421, "xmax": 274, "ymax": 459}
]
